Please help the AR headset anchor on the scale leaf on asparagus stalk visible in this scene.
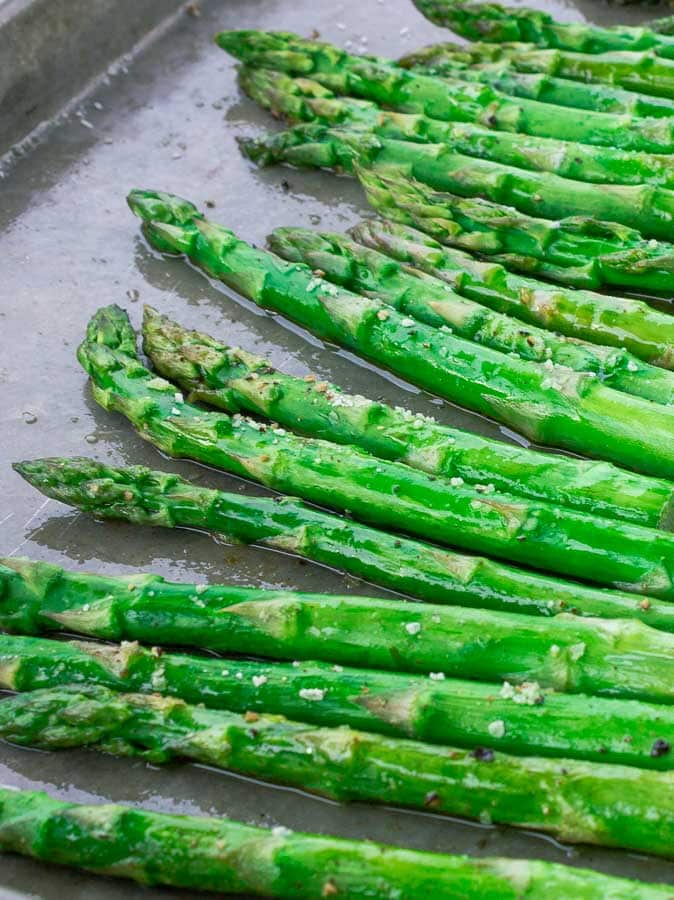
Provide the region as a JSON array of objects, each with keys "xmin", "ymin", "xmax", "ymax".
[
  {"xmin": 14, "ymin": 457, "xmax": 674, "ymax": 627},
  {"xmin": 142, "ymin": 304, "xmax": 674, "ymax": 527},
  {"xmin": 1, "ymin": 787, "xmax": 672, "ymax": 895},
  {"xmin": 411, "ymin": 0, "xmax": 674, "ymax": 58},
  {"xmin": 5, "ymin": 626, "xmax": 674, "ymax": 770},
  {"xmin": 127, "ymin": 190, "xmax": 674, "ymax": 477},
  {"xmin": 354, "ymin": 165, "xmax": 674, "ymax": 293},
  {"xmin": 239, "ymin": 66, "xmax": 674, "ymax": 189},
  {"xmin": 5, "ymin": 683, "xmax": 674, "ymax": 857},
  {"xmin": 348, "ymin": 211, "xmax": 674, "ymax": 369},
  {"xmin": 266, "ymin": 226, "xmax": 674, "ymax": 406},
  {"xmin": 76, "ymin": 303, "xmax": 674, "ymax": 592},
  {"xmin": 216, "ymin": 30, "xmax": 674, "ymax": 153}
]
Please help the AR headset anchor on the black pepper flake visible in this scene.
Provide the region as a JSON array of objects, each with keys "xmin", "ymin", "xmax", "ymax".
[
  {"xmin": 424, "ymin": 790, "xmax": 441, "ymax": 809},
  {"xmin": 281, "ymin": 179, "xmax": 291, "ymax": 192},
  {"xmin": 651, "ymin": 738, "xmax": 671, "ymax": 758},
  {"xmin": 472, "ymin": 746, "xmax": 494, "ymax": 762}
]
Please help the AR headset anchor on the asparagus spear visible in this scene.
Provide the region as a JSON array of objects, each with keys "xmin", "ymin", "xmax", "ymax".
[
  {"xmin": 356, "ymin": 165, "xmax": 674, "ymax": 293},
  {"xmin": 143, "ymin": 304, "xmax": 674, "ymax": 527},
  {"xmin": 7, "ymin": 683, "xmax": 674, "ymax": 858},
  {"xmin": 7, "ymin": 629, "xmax": 674, "ymax": 770},
  {"xmin": 79, "ymin": 305, "xmax": 674, "ymax": 593},
  {"xmin": 242, "ymin": 123, "xmax": 674, "ymax": 242},
  {"xmin": 397, "ymin": 49, "xmax": 674, "ymax": 118},
  {"xmin": 17, "ymin": 456, "xmax": 674, "ymax": 627},
  {"xmin": 2, "ymin": 787, "xmax": 672, "ymax": 896},
  {"xmin": 404, "ymin": 39, "xmax": 674, "ymax": 100},
  {"xmin": 127, "ymin": 190, "xmax": 674, "ymax": 477},
  {"xmin": 412, "ymin": 0, "xmax": 674, "ymax": 57},
  {"xmin": 267, "ymin": 226, "xmax": 674, "ymax": 406},
  {"xmin": 216, "ymin": 30, "xmax": 674, "ymax": 153},
  {"xmin": 240, "ymin": 66, "xmax": 674, "ymax": 189},
  {"xmin": 349, "ymin": 212, "xmax": 674, "ymax": 368}
]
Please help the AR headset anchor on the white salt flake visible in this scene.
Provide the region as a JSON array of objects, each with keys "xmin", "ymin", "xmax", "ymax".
[
  {"xmin": 404, "ymin": 621, "xmax": 421, "ymax": 636},
  {"xmin": 299, "ymin": 688, "xmax": 326, "ymax": 701},
  {"xmin": 429, "ymin": 672, "xmax": 445, "ymax": 681},
  {"xmin": 252, "ymin": 675, "xmax": 268, "ymax": 688},
  {"xmin": 488, "ymin": 719, "xmax": 506, "ymax": 739}
]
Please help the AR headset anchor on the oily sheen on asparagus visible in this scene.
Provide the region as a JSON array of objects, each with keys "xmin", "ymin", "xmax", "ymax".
[
  {"xmin": 142, "ymin": 304, "xmax": 674, "ymax": 527},
  {"xmin": 4, "ymin": 627, "xmax": 674, "ymax": 769},
  {"xmin": 77, "ymin": 304, "xmax": 674, "ymax": 593},
  {"xmin": 0, "ymin": 786, "xmax": 668, "ymax": 897},
  {"xmin": 13, "ymin": 458, "xmax": 674, "ymax": 628}
]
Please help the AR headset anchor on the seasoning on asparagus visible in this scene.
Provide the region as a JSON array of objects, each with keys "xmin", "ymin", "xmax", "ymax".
[
  {"xmin": 1, "ymin": 786, "xmax": 671, "ymax": 896},
  {"xmin": 216, "ymin": 29, "xmax": 674, "ymax": 153},
  {"xmin": 6, "ymin": 628, "xmax": 674, "ymax": 770},
  {"xmin": 355, "ymin": 164, "xmax": 674, "ymax": 294},
  {"xmin": 143, "ymin": 304, "xmax": 674, "ymax": 527},
  {"xmin": 127, "ymin": 190, "xmax": 674, "ymax": 477},
  {"xmin": 349, "ymin": 212, "xmax": 674, "ymax": 368},
  {"xmin": 267, "ymin": 226, "xmax": 674, "ymax": 406},
  {"xmin": 14, "ymin": 458, "xmax": 674, "ymax": 627},
  {"xmin": 239, "ymin": 66, "xmax": 674, "ymax": 188}
]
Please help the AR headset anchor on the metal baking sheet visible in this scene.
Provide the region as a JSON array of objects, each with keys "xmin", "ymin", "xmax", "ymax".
[{"xmin": 2, "ymin": 0, "xmax": 673, "ymax": 895}]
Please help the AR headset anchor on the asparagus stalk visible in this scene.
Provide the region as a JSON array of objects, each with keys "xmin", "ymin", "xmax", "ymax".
[
  {"xmin": 7, "ymin": 628, "xmax": 674, "ymax": 770},
  {"xmin": 412, "ymin": 0, "xmax": 674, "ymax": 58},
  {"xmin": 13, "ymin": 458, "xmax": 674, "ymax": 640},
  {"xmin": 143, "ymin": 304, "xmax": 674, "ymax": 528},
  {"xmin": 216, "ymin": 30, "xmax": 674, "ymax": 153},
  {"xmin": 127, "ymin": 190, "xmax": 674, "ymax": 477},
  {"xmin": 240, "ymin": 66, "xmax": 674, "ymax": 189},
  {"xmin": 3, "ymin": 788, "xmax": 664, "ymax": 900},
  {"xmin": 405, "ymin": 39, "xmax": 674, "ymax": 100},
  {"xmin": 349, "ymin": 211, "xmax": 674, "ymax": 368},
  {"xmin": 8, "ymin": 684, "xmax": 674, "ymax": 858},
  {"xmin": 397, "ymin": 49, "xmax": 674, "ymax": 118},
  {"xmin": 242, "ymin": 123, "xmax": 674, "ymax": 243},
  {"xmin": 356, "ymin": 165, "xmax": 674, "ymax": 293},
  {"xmin": 17, "ymin": 456, "xmax": 674, "ymax": 627},
  {"xmin": 78, "ymin": 305, "xmax": 674, "ymax": 594},
  {"xmin": 267, "ymin": 225, "xmax": 674, "ymax": 406}
]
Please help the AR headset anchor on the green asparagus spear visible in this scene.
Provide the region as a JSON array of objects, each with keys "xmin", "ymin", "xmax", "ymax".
[
  {"xmin": 8, "ymin": 629, "xmax": 674, "ymax": 770},
  {"xmin": 412, "ymin": 0, "xmax": 674, "ymax": 58},
  {"xmin": 143, "ymin": 304, "xmax": 674, "ymax": 528},
  {"xmin": 8, "ymin": 683, "xmax": 674, "ymax": 857},
  {"xmin": 348, "ymin": 212, "xmax": 674, "ymax": 368},
  {"xmin": 267, "ymin": 226, "xmax": 674, "ymax": 405},
  {"xmin": 405, "ymin": 39, "xmax": 674, "ymax": 100},
  {"xmin": 240, "ymin": 66, "xmax": 674, "ymax": 189},
  {"xmin": 17, "ymin": 456, "xmax": 674, "ymax": 626},
  {"xmin": 79, "ymin": 305, "xmax": 674, "ymax": 593},
  {"xmin": 356, "ymin": 165, "xmax": 674, "ymax": 293},
  {"xmin": 127, "ymin": 190, "xmax": 674, "ymax": 477},
  {"xmin": 13, "ymin": 554, "xmax": 674, "ymax": 702},
  {"xmin": 397, "ymin": 48, "xmax": 674, "ymax": 118},
  {"xmin": 1, "ymin": 787, "xmax": 672, "ymax": 896},
  {"xmin": 242, "ymin": 122, "xmax": 674, "ymax": 242},
  {"xmin": 216, "ymin": 30, "xmax": 674, "ymax": 153}
]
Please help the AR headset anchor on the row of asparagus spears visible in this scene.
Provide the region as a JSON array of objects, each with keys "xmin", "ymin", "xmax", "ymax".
[
  {"xmin": 11, "ymin": 13, "xmax": 674, "ymax": 893},
  {"xmin": 219, "ymin": 30, "xmax": 674, "ymax": 299},
  {"xmin": 127, "ymin": 190, "xmax": 674, "ymax": 480}
]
